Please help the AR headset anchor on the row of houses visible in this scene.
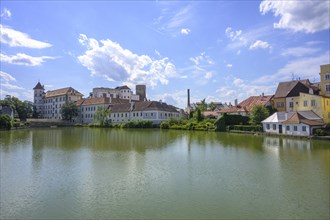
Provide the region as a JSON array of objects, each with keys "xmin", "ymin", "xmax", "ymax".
[
  {"xmin": 33, "ymin": 83, "xmax": 183, "ymax": 124},
  {"xmin": 197, "ymin": 64, "xmax": 330, "ymax": 136}
]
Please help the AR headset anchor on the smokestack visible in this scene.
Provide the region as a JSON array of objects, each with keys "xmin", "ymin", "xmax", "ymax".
[{"xmin": 187, "ymin": 89, "xmax": 190, "ymax": 107}]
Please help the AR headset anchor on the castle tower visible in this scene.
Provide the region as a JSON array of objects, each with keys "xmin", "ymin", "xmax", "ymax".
[
  {"xmin": 33, "ymin": 82, "xmax": 45, "ymax": 116},
  {"xmin": 136, "ymin": 85, "xmax": 146, "ymax": 101}
]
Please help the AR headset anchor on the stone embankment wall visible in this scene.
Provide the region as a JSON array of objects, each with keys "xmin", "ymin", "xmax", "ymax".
[{"xmin": 27, "ymin": 119, "xmax": 74, "ymax": 127}]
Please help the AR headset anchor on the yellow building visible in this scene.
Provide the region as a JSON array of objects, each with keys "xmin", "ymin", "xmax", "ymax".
[
  {"xmin": 318, "ymin": 64, "xmax": 330, "ymax": 124},
  {"xmin": 321, "ymin": 96, "xmax": 330, "ymax": 124},
  {"xmin": 293, "ymin": 92, "xmax": 322, "ymax": 117}
]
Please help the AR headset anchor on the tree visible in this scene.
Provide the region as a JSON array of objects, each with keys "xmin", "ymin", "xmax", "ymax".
[
  {"xmin": 93, "ymin": 106, "xmax": 111, "ymax": 126},
  {"xmin": 208, "ymin": 102, "xmax": 217, "ymax": 111},
  {"xmin": 0, "ymin": 96, "xmax": 32, "ymax": 121},
  {"xmin": 61, "ymin": 102, "xmax": 78, "ymax": 121},
  {"xmin": 198, "ymin": 98, "xmax": 207, "ymax": 112},
  {"xmin": 0, "ymin": 114, "xmax": 13, "ymax": 130},
  {"xmin": 194, "ymin": 108, "xmax": 204, "ymax": 122},
  {"xmin": 249, "ymin": 105, "xmax": 270, "ymax": 125}
]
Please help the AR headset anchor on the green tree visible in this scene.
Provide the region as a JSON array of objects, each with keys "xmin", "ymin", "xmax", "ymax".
[
  {"xmin": 198, "ymin": 98, "xmax": 207, "ymax": 112},
  {"xmin": 93, "ymin": 106, "xmax": 111, "ymax": 126},
  {"xmin": 0, "ymin": 114, "xmax": 13, "ymax": 130},
  {"xmin": 208, "ymin": 102, "xmax": 217, "ymax": 111},
  {"xmin": 61, "ymin": 102, "xmax": 78, "ymax": 121},
  {"xmin": 194, "ymin": 108, "xmax": 204, "ymax": 122},
  {"xmin": 0, "ymin": 96, "xmax": 32, "ymax": 121},
  {"xmin": 249, "ymin": 105, "xmax": 270, "ymax": 125}
]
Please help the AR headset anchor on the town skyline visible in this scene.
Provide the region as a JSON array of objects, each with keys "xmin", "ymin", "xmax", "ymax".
[{"xmin": 1, "ymin": 1, "xmax": 329, "ymax": 109}]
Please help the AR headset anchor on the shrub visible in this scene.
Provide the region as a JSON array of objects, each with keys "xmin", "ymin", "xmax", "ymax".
[
  {"xmin": 121, "ymin": 120, "xmax": 153, "ymax": 128},
  {"xmin": 13, "ymin": 121, "xmax": 20, "ymax": 128},
  {"xmin": 314, "ymin": 129, "xmax": 325, "ymax": 136},
  {"xmin": 0, "ymin": 114, "xmax": 13, "ymax": 130},
  {"xmin": 227, "ymin": 125, "xmax": 263, "ymax": 132},
  {"xmin": 160, "ymin": 121, "xmax": 170, "ymax": 129}
]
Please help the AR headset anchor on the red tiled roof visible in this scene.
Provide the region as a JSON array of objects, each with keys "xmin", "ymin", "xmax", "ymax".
[
  {"xmin": 219, "ymin": 95, "xmax": 273, "ymax": 114},
  {"xmin": 283, "ymin": 112, "xmax": 324, "ymax": 126},
  {"xmin": 45, "ymin": 87, "xmax": 83, "ymax": 98},
  {"xmin": 110, "ymin": 101, "xmax": 179, "ymax": 113}
]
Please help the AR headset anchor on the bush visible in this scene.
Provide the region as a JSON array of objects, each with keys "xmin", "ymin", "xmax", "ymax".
[
  {"xmin": 120, "ymin": 120, "xmax": 153, "ymax": 128},
  {"xmin": 314, "ymin": 128, "xmax": 325, "ymax": 136},
  {"xmin": 160, "ymin": 121, "xmax": 170, "ymax": 129},
  {"xmin": 227, "ymin": 125, "xmax": 263, "ymax": 132},
  {"xmin": 0, "ymin": 114, "xmax": 13, "ymax": 130},
  {"xmin": 13, "ymin": 121, "xmax": 20, "ymax": 128},
  {"xmin": 214, "ymin": 114, "xmax": 250, "ymax": 132}
]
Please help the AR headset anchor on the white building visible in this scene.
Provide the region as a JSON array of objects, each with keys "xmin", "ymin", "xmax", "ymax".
[
  {"xmin": 109, "ymin": 101, "xmax": 182, "ymax": 124},
  {"xmin": 92, "ymin": 85, "xmax": 145, "ymax": 102},
  {"xmin": 75, "ymin": 97, "xmax": 128, "ymax": 124},
  {"xmin": 33, "ymin": 82, "xmax": 83, "ymax": 119},
  {"xmin": 262, "ymin": 110, "xmax": 324, "ymax": 136}
]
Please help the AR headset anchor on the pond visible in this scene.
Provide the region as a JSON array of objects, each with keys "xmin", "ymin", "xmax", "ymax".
[{"xmin": 1, "ymin": 127, "xmax": 329, "ymax": 219}]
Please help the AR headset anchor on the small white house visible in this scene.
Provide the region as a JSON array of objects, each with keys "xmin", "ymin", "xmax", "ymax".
[{"xmin": 262, "ymin": 111, "xmax": 324, "ymax": 136}]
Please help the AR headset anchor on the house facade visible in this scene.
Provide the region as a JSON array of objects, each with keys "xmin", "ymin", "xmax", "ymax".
[
  {"xmin": 109, "ymin": 101, "xmax": 182, "ymax": 124},
  {"xmin": 75, "ymin": 97, "xmax": 129, "ymax": 124},
  {"xmin": 273, "ymin": 80, "xmax": 317, "ymax": 112},
  {"xmin": 262, "ymin": 111, "xmax": 324, "ymax": 136}
]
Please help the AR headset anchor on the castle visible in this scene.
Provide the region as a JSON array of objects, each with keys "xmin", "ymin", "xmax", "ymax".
[{"xmin": 33, "ymin": 83, "xmax": 182, "ymax": 124}]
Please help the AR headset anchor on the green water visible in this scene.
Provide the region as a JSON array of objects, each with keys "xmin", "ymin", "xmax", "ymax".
[{"xmin": 1, "ymin": 127, "xmax": 329, "ymax": 219}]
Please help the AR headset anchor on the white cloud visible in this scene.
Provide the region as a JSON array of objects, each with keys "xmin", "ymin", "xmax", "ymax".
[
  {"xmin": 216, "ymin": 76, "xmax": 276, "ymax": 104},
  {"xmin": 0, "ymin": 53, "xmax": 55, "ymax": 66},
  {"xmin": 181, "ymin": 28, "xmax": 191, "ymax": 35},
  {"xmin": 204, "ymin": 72, "xmax": 214, "ymax": 80},
  {"xmin": 78, "ymin": 34, "xmax": 178, "ymax": 88},
  {"xmin": 225, "ymin": 27, "xmax": 247, "ymax": 48},
  {"xmin": 1, "ymin": 82, "xmax": 24, "ymax": 90},
  {"xmin": 0, "ymin": 25, "xmax": 52, "ymax": 48},
  {"xmin": 260, "ymin": 0, "xmax": 330, "ymax": 33},
  {"xmin": 226, "ymin": 64, "xmax": 233, "ymax": 68},
  {"xmin": 249, "ymin": 40, "xmax": 271, "ymax": 50},
  {"xmin": 281, "ymin": 46, "xmax": 320, "ymax": 57},
  {"xmin": 151, "ymin": 89, "xmax": 188, "ymax": 109},
  {"xmin": 253, "ymin": 52, "xmax": 330, "ymax": 84},
  {"xmin": 0, "ymin": 71, "xmax": 16, "ymax": 82},
  {"xmin": 1, "ymin": 8, "xmax": 11, "ymax": 19},
  {"xmin": 154, "ymin": 3, "xmax": 193, "ymax": 36},
  {"xmin": 189, "ymin": 52, "xmax": 214, "ymax": 66},
  {"xmin": 0, "ymin": 71, "xmax": 24, "ymax": 99}
]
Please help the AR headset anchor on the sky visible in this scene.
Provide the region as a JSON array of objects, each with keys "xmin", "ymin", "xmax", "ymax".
[{"xmin": 1, "ymin": 1, "xmax": 329, "ymax": 109}]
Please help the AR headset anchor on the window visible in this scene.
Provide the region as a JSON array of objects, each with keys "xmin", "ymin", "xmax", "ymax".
[
  {"xmin": 326, "ymin": 84, "xmax": 330, "ymax": 92},
  {"xmin": 266, "ymin": 124, "xmax": 270, "ymax": 130},
  {"xmin": 289, "ymin": 102, "xmax": 293, "ymax": 108},
  {"xmin": 302, "ymin": 126, "xmax": 306, "ymax": 132},
  {"xmin": 303, "ymin": 100, "xmax": 308, "ymax": 107},
  {"xmin": 294, "ymin": 126, "xmax": 297, "ymax": 131},
  {"xmin": 311, "ymin": 100, "xmax": 316, "ymax": 106},
  {"xmin": 276, "ymin": 102, "xmax": 284, "ymax": 108},
  {"xmin": 286, "ymin": 126, "xmax": 290, "ymax": 131},
  {"xmin": 273, "ymin": 124, "xmax": 276, "ymax": 130},
  {"xmin": 325, "ymin": 73, "xmax": 330, "ymax": 80},
  {"xmin": 151, "ymin": 113, "xmax": 153, "ymax": 116}
]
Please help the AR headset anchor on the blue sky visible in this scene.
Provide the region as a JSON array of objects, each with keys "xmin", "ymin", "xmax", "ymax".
[{"xmin": 1, "ymin": 1, "xmax": 329, "ymax": 108}]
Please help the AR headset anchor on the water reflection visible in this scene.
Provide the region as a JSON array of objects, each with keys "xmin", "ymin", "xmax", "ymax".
[
  {"xmin": 1, "ymin": 128, "xmax": 329, "ymax": 219},
  {"xmin": 29, "ymin": 128, "xmax": 184, "ymax": 153}
]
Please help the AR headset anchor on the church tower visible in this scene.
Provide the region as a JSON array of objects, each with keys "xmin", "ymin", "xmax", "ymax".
[{"xmin": 33, "ymin": 82, "xmax": 45, "ymax": 117}]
